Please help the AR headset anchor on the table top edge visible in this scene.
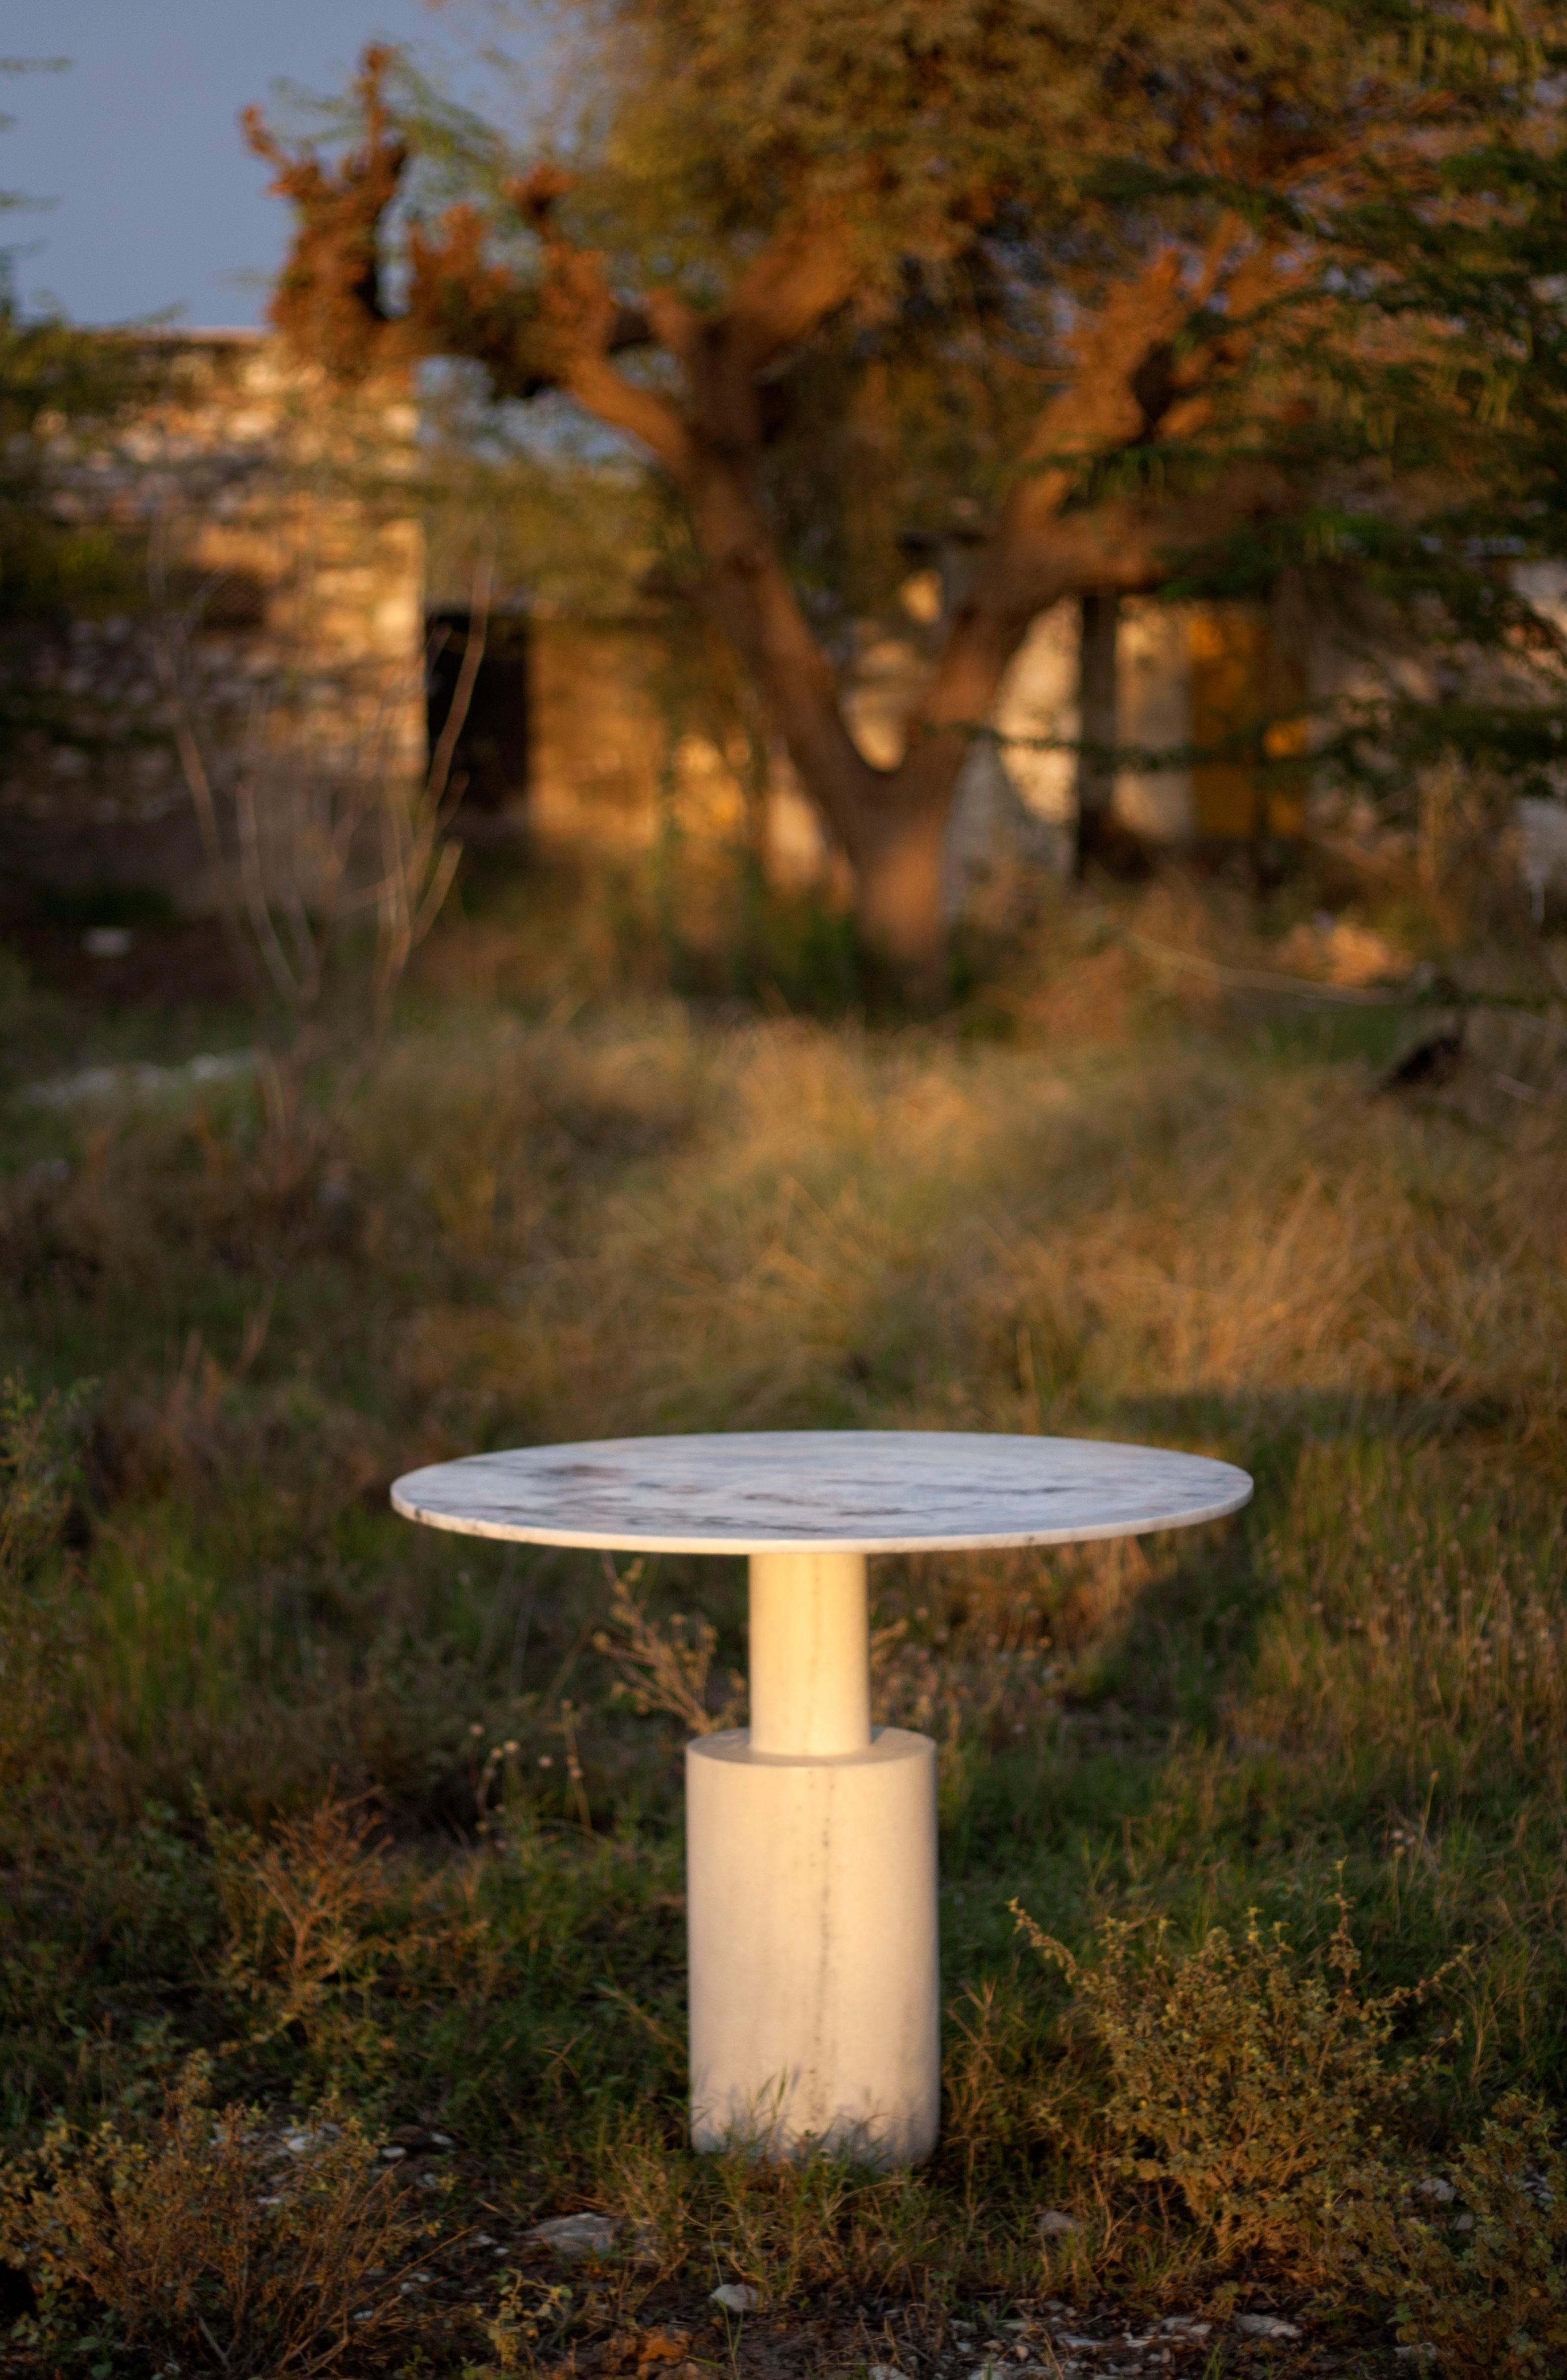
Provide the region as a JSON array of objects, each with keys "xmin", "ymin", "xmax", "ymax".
[{"xmin": 390, "ymin": 1475, "xmax": 1254, "ymax": 1553}]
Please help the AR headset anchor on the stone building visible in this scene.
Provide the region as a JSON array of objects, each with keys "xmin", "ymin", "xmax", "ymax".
[
  {"xmin": 14, "ymin": 327, "xmax": 1537, "ymax": 933},
  {"xmin": 0, "ymin": 329, "xmax": 425, "ymax": 919}
]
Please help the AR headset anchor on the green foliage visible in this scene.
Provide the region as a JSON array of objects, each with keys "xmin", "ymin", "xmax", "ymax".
[
  {"xmin": 475, "ymin": 2271, "xmax": 577, "ymax": 2374},
  {"xmin": 0, "ymin": 1374, "xmax": 92, "ymax": 1800},
  {"xmin": 0, "ymin": 68, "xmax": 168, "ymax": 732},
  {"xmin": 381, "ymin": 0, "xmax": 1567, "ymax": 799},
  {"xmin": 592, "ymin": 1560, "xmax": 744, "ymax": 1736},
  {"xmin": 0, "ymin": 303, "xmax": 150, "ymax": 633},
  {"xmin": 210, "ymin": 1796, "xmax": 497, "ymax": 2092},
  {"xmin": 0, "ymin": 1371, "xmax": 87, "ymax": 1585},
  {"xmin": 1245, "ymin": 1444, "xmax": 1567, "ymax": 1802},
  {"xmin": 1348, "ymin": 2094, "xmax": 1567, "ymax": 2377},
  {"xmin": 1017, "ymin": 1901, "xmax": 1449, "ymax": 2275},
  {"xmin": 244, "ymin": 11, "xmax": 1563, "ymax": 902},
  {"xmin": 420, "ymin": 410, "xmax": 663, "ymax": 622}
]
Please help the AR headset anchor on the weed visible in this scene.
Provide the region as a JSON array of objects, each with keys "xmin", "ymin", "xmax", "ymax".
[
  {"xmin": 592, "ymin": 1560, "xmax": 745, "ymax": 1737},
  {"xmin": 0, "ymin": 1374, "xmax": 91, "ymax": 1798},
  {"xmin": 1345, "ymin": 2094, "xmax": 1567, "ymax": 2377},
  {"xmin": 212, "ymin": 1797, "xmax": 497, "ymax": 2090},
  {"xmin": 1016, "ymin": 1899, "xmax": 1454, "ymax": 2277},
  {"xmin": 1245, "ymin": 1447, "xmax": 1567, "ymax": 1797},
  {"xmin": 0, "ymin": 1373, "xmax": 88, "ymax": 1581},
  {"xmin": 0, "ymin": 2057, "xmax": 445, "ymax": 2375},
  {"xmin": 473, "ymin": 2271, "xmax": 577, "ymax": 2374}
]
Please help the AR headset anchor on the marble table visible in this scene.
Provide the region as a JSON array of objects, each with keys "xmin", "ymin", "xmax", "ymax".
[{"xmin": 392, "ymin": 1430, "xmax": 1252, "ymax": 2167}]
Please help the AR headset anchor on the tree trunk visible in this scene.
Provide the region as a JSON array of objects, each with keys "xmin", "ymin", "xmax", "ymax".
[
  {"xmin": 1076, "ymin": 589, "xmax": 1120, "ymax": 870},
  {"xmin": 677, "ymin": 454, "xmax": 970, "ymax": 989},
  {"xmin": 851, "ymin": 790, "xmax": 951, "ymax": 1000}
]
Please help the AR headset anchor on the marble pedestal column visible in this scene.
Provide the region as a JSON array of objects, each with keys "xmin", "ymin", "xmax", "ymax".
[{"xmin": 685, "ymin": 1549, "xmax": 939, "ymax": 2165}]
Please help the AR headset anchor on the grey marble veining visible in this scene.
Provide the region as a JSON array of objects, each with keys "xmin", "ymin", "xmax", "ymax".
[{"xmin": 391, "ymin": 1431, "xmax": 1252, "ymax": 1554}]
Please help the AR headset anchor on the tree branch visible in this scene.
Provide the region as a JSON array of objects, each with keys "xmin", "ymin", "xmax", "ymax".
[
  {"xmin": 726, "ymin": 219, "xmax": 862, "ymax": 374},
  {"xmin": 904, "ymin": 234, "xmax": 1298, "ymax": 782},
  {"xmin": 243, "ymin": 48, "xmax": 407, "ymax": 378}
]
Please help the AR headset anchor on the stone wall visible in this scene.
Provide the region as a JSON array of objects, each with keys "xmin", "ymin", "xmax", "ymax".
[{"xmin": 0, "ymin": 330, "xmax": 424, "ymax": 918}]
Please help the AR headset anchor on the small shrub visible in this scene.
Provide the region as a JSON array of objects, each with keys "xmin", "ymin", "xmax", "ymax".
[
  {"xmin": 0, "ymin": 1373, "xmax": 88, "ymax": 1583},
  {"xmin": 1346, "ymin": 2094, "xmax": 1567, "ymax": 2378},
  {"xmin": 0, "ymin": 2056, "xmax": 442, "ymax": 2375},
  {"xmin": 0, "ymin": 1375, "xmax": 91, "ymax": 1794},
  {"xmin": 1017, "ymin": 1900, "xmax": 1448, "ymax": 2276},
  {"xmin": 592, "ymin": 1559, "xmax": 743, "ymax": 1736},
  {"xmin": 212, "ymin": 1796, "xmax": 497, "ymax": 2085},
  {"xmin": 473, "ymin": 2272, "xmax": 578, "ymax": 2375}
]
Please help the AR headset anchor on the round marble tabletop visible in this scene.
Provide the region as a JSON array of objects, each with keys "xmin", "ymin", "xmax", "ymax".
[{"xmin": 391, "ymin": 1431, "xmax": 1252, "ymax": 1555}]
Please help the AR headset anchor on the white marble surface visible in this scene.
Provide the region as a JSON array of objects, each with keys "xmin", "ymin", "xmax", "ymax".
[
  {"xmin": 687, "ymin": 1726, "xmax": 940, "ymax": 2164},
  {"xmin": 391, "ymin": 1431, "xmax": 1252, "ymax": 1554}
]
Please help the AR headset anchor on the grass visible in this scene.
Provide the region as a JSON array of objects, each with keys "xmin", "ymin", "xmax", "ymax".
[{"xmin": 0, "ymin": 857, "xmax": 1564, "ymax": 2375}]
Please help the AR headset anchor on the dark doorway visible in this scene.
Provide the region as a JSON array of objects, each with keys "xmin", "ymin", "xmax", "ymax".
[{"xmin": 426, "ymin": 607, "xmax": 530, "ymax": 813}]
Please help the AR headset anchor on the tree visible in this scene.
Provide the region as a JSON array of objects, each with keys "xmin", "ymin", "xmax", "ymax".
[
  {"xmin": 246, "ymin": 4, "xmax": 1566, "ymax": 992},
  {"xmin": 0, "ymin": 57, "xmax": 159, "ymax": 750}
]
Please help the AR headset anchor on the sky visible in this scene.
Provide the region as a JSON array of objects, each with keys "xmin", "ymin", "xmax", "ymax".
[{"xmin": 0, "ymin": 1, "xmax": 526, "ymax": 328}]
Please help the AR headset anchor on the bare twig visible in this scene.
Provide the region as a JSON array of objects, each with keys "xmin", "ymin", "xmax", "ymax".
[
  {"xmin": 152, "ymin": 509, "xmax": 492, "ymax": 1196},
  {"xmin": 427, "ymin": 547, "xmax": 492, "ymax": 815}
]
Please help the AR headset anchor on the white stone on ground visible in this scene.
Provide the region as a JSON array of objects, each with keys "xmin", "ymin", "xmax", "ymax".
[
  {"xmin": 24, "ymin": 1050, "xmax": 256, "ymax": 1109},
  {"xmin": 525, "ymin": 2213, "xmax": 617, "ymax": 2258},
  {"xmin": 709, "ymin": 2282, "xmax": 759, "ymax": 2313},
  {"xmin": 1235, "ymin": 2314, "xmax": 1302, "ymax": 2340}
]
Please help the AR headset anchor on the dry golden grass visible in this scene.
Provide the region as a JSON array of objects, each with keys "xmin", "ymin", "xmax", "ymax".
[
  {"xmin": 348, "ymin": 995, "xmax": 1567, "ymax": 1467},
  {"xmin": 1244, "ymin": 1445, "xmax": 1567, "ymax": 1791}
]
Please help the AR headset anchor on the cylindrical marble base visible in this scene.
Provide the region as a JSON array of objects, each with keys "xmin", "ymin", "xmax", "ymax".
[{"xmin": 686, "ymin": 1725, "xmax": 940, "ymax": 2167}]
